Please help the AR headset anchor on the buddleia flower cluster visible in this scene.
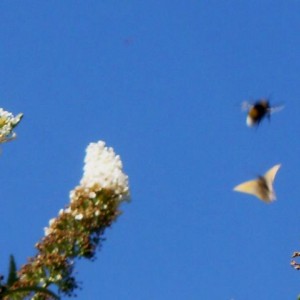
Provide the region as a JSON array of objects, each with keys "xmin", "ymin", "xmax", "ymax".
[
  {"xmin": 291, "ymin": 252, "xmax": 300, "ymax": 270},
  {"xmin": 10, "ymin": 141, "xmax": 129, "ymax": 299},
  {"xmin": 0, "ymin": 108, "xmax": 23, "ymax": 143}
]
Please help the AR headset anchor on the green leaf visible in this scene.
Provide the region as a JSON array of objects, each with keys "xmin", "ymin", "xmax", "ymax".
[
  {"xmin": 1, "ymin": 286, "xmax": 60, "ymax": 299},
  {"xmin": 6, "ymin": 255, "xmax": 18, "ymax": 287}
]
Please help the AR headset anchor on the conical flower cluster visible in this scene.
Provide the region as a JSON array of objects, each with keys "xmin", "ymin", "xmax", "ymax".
[
  {"xmin": 12, "ymin": 141, "xmax": 130, "ymax": 298},
  {"xmin": 80, "ymin": 140, "xmax": 129, "ymax": 199}
]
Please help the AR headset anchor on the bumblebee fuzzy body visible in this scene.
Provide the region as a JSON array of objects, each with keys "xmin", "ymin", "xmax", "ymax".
[{"xmin": 246, "ymin": 100, "xmax": 271, "ymax": 127}]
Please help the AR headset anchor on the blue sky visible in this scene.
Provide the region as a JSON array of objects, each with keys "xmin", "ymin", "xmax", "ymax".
[{"xmin": 0, "ymin": 1, "xmax": 300, "ymax": 299}]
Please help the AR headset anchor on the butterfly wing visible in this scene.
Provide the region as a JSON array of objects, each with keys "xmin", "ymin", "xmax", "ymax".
[
  {"xmin": 234, "ymin": 179, "xmax": 272, "ymax": 202},
  {"xmin": 233, "ymin": 179, "xmax": 262, "ymax": 199},
  {"xmin": 262, "ymin": 164, "xmax": 281, "ymax": 201},
  {"xmin": 264, "ymin": 164, "xmax": 281, "ymax": 183}
]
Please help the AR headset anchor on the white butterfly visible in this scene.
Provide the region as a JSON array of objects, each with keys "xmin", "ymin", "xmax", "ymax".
[{"xmin": 233, "ymin": 164, "xmax": 281, "ymax": 203}]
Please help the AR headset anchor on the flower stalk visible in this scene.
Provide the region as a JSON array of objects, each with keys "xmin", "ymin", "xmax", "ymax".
[{"xmin": 8, "ymin": 141, "xmax": 129, "ymax": 299}]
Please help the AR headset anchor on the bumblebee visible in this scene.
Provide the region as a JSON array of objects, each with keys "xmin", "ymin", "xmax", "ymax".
[{"xmin": 242, "ymin": 99, "xmax": 283, "ymax": 127}]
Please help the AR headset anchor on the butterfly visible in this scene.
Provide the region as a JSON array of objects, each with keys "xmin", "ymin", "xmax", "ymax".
[
  {"xmin": 242, "ymin": 99, "xmax": 283, "ymax": 127},
  {"xmin": 233, "ymin": 164, "xmax": 281, "ymax": 203}
]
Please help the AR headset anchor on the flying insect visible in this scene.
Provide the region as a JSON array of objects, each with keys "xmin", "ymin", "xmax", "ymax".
[
  {"xmin": 233, "ymin": 164, "xmax": 281, "ymax": 203},
  {"xmin": 242, "ymin": 99, "xmax": 283, "ymax": 127}
]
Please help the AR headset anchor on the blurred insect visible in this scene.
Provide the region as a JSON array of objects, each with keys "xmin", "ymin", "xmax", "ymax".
[
  {"xmin": 233, "ymin": 164, "xmax": 281, "ymax": 203},
  {"xmin": 242, "ymin": 99, "xmax": 283, "ymax": 127}
]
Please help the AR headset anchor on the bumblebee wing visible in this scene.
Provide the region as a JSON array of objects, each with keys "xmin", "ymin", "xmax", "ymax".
[
  {"xmin": 269, "ymin": 105, "xmax": 284, "ymax": 114},
  {"xmin": 233, "ymin": 179, "xmax": 261, "ymax": 198},
  {"xmin": 241, "ymin": 101, "xmax": 253, "ymax": 111}
]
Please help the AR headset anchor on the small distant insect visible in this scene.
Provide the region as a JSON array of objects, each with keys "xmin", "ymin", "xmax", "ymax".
[
  {"xmin": 242, "ymin": 99, "xmax": 283, "ymax": 127},
  {"xmin": 233, "ymin": 164, "xmax": 281, "ymax": 203}
]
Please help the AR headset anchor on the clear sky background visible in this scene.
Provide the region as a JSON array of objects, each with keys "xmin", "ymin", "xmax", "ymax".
[{"xmin": 0, "ymin": 1, "xmax": 300, "ymax": 299}]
